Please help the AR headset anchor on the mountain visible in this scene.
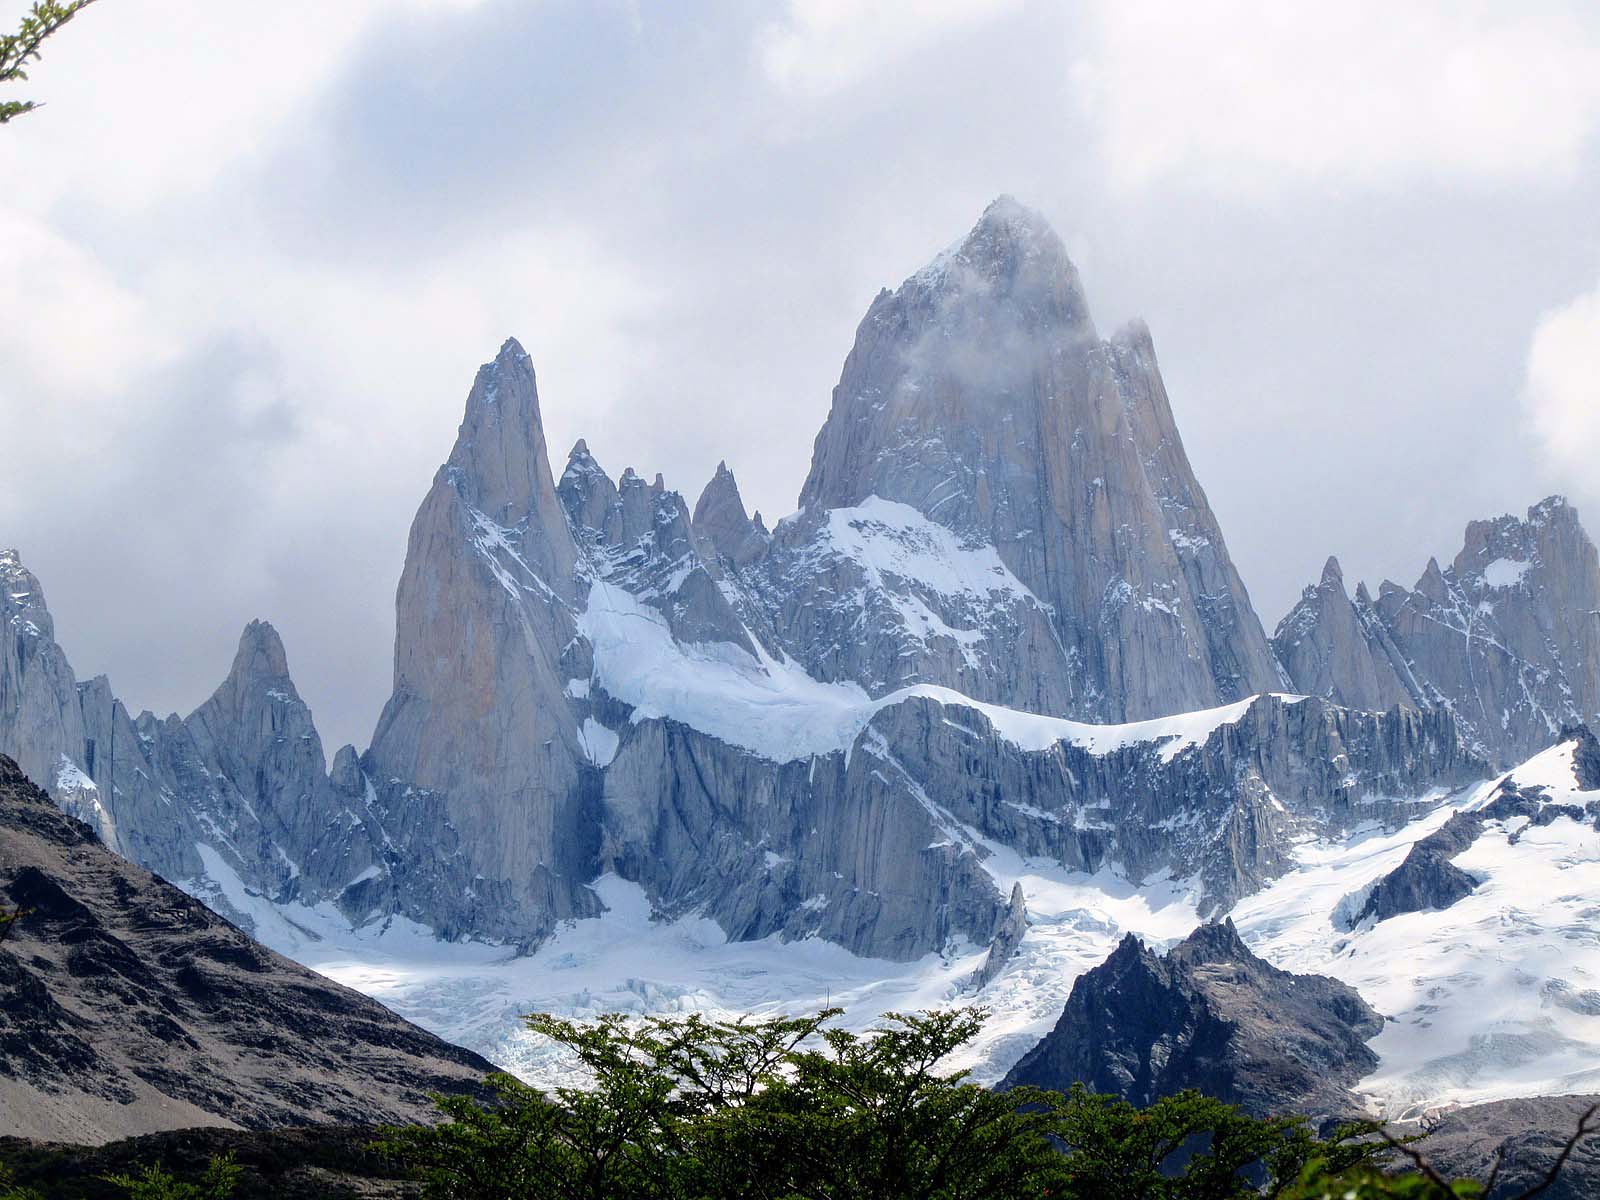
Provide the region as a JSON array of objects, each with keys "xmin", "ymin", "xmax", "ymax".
[
  {"xmin": 999, "ymin": 920, "xmax": 1383, "ymax": 1122},
  {"xmin": 0, "ymin": 550, "xmax": 389, "ymax": 938},
  {"xmin": 0, "ymin": 753, "xmax": 489, "ymax": 1144},
  {"xmin": 5, "ymin": 199, "xmax": 1506, "ymax": 966},
  {"xmin": 337, "ymin": 199, "xmax": 1490, "ymax": 958},
  {"xmin": 777, "ymin": 196, "xmax": 1284, "ymax": 719},
  {"xmin": 1275, "ymin": 498, "xmax": 1600, "ymax": 765},
  {"xmin": 1231, "ymin": 725, "xmax": 1600, "ymax": 1118},
  {"xmin": 363, "ymin": 339, "xmax": 599, "ymax": 947},
  {"xmin": 2, "ymin": 195, "xmax": 1599, "ymax": 1139}
]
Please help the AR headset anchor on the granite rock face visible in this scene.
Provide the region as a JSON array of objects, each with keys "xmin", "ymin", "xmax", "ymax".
[
  {"xmin": 1276, "ymin": 499, "xmax": 1600, "ymax": 765},
  {"xmin": 2, "ymin": 198, "xmax": 1535, "ymax": 968},
  {"xmin": 364, "ymin": 339, "xmax": 600, "ymax": 945},
  {"xmin": 0, "ymin": 754, "xmax": 489, "ymax": 1144},
  {"xmin": 999, "ymin": 920, "xmax": 1383, "ymax": 1122},
  {"xmin": 787, "ymin": 197, "xmax": 1284, "ymax": 720},
  {"xmin": 0, "ymin": 552, "xmax": 388, "ymax": 936}
]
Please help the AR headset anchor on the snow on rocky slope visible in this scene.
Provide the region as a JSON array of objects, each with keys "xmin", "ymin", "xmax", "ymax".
[
  {"xmin": 211, "ymin": 726, "xmax": 1600, "ymax": 1120},
  {"xmin": 1233, "ymin": 727, "xmax": 1600, "ymax": 1117},
  {"xmin": 4, "ymin": 197, "xmax": 1599, "ymax": 1117}
]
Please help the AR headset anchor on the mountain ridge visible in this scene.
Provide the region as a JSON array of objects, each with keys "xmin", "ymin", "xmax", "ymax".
[{"xmin": 0, "ymin": 196, "xmax": 1584, "ymax": 974}]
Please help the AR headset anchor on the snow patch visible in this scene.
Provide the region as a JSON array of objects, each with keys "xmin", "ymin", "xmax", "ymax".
[
  {"xmin": 1481, "ymin": 558, "xmax": 1532, "ymax": 589},
  {"xmin": 579, "ymin": 718, "xmax": 620, "ymax": 768},
  {"xmin": 1234, "ymin": 742, "xmax": 1600, "ymax": 1118}
]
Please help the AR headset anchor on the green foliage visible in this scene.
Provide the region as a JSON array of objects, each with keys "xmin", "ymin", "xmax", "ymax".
[
  {"xmin": 0, "ymin": 0, "xmax": 98, "ymax": 125},
  {"xmin": 0, "ymin": 1160, "xmax": 44, "ymax": 1200},
  {"xmin": 1276, "ymin": 1164, "xmax": 1481, "ymax": 1199},
  {"xmin": 382, "ymin": 1006, "xmax": 1499, "ymax": 1200},
  {"xmin": 102, "ymin": 1153, "xmax": 240, "ymax": 1200},
  {"xmin": 1046, "ymin": 1086, "xmax": 1396, "ymax": 1199}
]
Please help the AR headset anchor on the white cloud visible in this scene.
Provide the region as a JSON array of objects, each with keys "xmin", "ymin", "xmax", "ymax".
[
  {"xmin": 1524, "ymin": 283, "xmax": 1600, "ymax": 507},
  {"xmin": 1075, "ymin": 1, "xmax": 1600, "ymax": 194},
  {"xmin": 0, "ymin": 0, "xmax": 478, "ymax": 214},
  {"xmin": 0, "ymin": 210, "xmax": 176, "ymax": 395},
  {"xmin": 758, "ymin": 0, "xmax": 1022, "ymax": 97}
]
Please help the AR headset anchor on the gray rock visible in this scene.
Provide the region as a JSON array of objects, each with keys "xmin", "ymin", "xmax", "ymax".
[
  {"xmin": 1277, "ymin": 498, "xmax": 1600, "ymax": 765},
  {"xmin": 1414, "ymin": 1094, "xmax": 1600, "ymax": 1199},
  {"xmin": 971, "ymin": 882, "xmax": 1028, "ymax": 989},
  {"xmin": 364, "ymin": 337, "xmax": 600, "ymax": 945},
  {"xmin": 999, "ymin": 919, "xmax": 1383, "ymax": 1123},
  {"xmin": 0, "ymin": 753, "xmax": 489, "ymax": 1145},
  {"xmin": 1273, "ymin": 557, "xmax": 1416, "ymax": 713},
  {"xmin": 692, "ymin": 461, "xmax": 770, "ymax": 570},
  {"xmin": 789, "ymin": 197, "xmax": 1284, "ymax": 720},
  {"xmin": 1354, "ymin": 840, "xmax": 1479, "ymax": 925}
]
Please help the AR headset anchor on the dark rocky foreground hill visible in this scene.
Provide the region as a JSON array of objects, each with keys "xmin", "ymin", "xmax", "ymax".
[
  {"xmin": 0, "ymin": 755, "xmax": 490, "ymax": 1144},
  {"xmin": 1418, "ymin": 1094, "xmax": 1600, "ymax": 1199},
  {"xmin": 999, "ymin": 920, "xmax": 1383, "ymax": 1123},
  {"xmin": 999, "ymin": 923, "xmax": 1600, "ymax": 1193},
  {"xmin": 0, "ymin": 1126, "xmax": 415, "ymax": 1199}
]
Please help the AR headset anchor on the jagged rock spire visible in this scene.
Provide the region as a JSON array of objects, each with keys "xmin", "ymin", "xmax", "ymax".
[
  {"xmin": 1276, "ymin": 496, "xmax": 1600, "ymax": 763},
  {"xmin": 792, "ymin": 196, "xmax": 1281, "ymax": 721},
  {"xmin": 692, "ymin": 460, "xmax": 767, "ymax": 568}
]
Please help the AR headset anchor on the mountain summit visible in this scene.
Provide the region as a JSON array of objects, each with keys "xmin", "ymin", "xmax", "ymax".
[{"xmin": 794, "ymin": 197, "xmax": 1282, "ymax": 720}]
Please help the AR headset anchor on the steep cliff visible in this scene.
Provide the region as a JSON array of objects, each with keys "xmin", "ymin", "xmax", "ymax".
[
  {"xmin": 782, "ymin": 197, "xmax": 1284, "ymax": 719},
  {"xmin": 1000, "ymin": 920, "xmax": 1383, "ymax": 1122},
  {"xmin": 0, "ymin": 754, "xmax": 488, "ymax": 1144},
  {"xmin": 1276, "ymin": 498, "xmax": 1600, "ymax": 764}
]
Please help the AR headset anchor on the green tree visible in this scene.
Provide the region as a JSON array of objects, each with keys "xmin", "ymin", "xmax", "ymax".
[
  {"xmin": 103, "ymin": 1153, "xmax": 240, "ymax": 1200},
  {"xmin": 0, "ymin": 1161, "xmax": 42, "ymax": 1200},
  {"xmin": 1, "ymin": 0, "xmax": 99, "ymax": 125},
  {"xmin": 379, "ymin": 1004, "xmax": 1597, "ymax": 1200}
]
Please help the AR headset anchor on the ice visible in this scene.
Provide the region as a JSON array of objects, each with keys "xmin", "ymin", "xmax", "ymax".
[
  {"xmin": 580, "ymin": 576, "xmax": 1303, "ymax": 766},
  {"xmin": 578, "ymin": 718, "xmax": 620, "ymax": 767},
  {"xmin": 1233, "ymin": 742, "xmax": 1600, "ymax": 1118},
  {"xmin": 1481, "ymin": 558, "xmax": 1532, "ymax": 589},
  {"xmin": 226, "ymin": 862, "xmax": 1197, "ymax": 1094}
]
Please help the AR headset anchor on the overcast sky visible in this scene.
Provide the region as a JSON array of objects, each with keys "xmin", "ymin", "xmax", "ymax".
[{"xmin": 3, "ymin": 0, "xmax": 1598, "ymax": 753}]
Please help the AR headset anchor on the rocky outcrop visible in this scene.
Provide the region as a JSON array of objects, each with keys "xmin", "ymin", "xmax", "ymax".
[
  {"xmin": 1273, "ymin": 557, "xmax": 1416, "ymax": 714},
  {"xmin": 0, "ymin": 754, "xmax": 489, "ymax": 1144},
  {"xmin": 999, "ymin": 920, "xmax": 1383, "ymax": 1122},
  {"xmin": 0, "ymin": 551, "xmax": 390, "ymax": 936},
  {"xmin": 1354, "ymin": 832, "xmax": 1479, "ymax": 926},
  {"xmin": 1415, "ymin": 1094, "xmax": 1600, "ymax": 1199},
  {"xmin": 1276, "ymin": 498, "xmax": 1600, "ymax": 765},
  {"xmin": 364, "ymin": 338, "xmax": 599, "ymax": 945},
  {"xmin": 972, "ymin": 883, "xmax": 1028, "ymax": 990},
  {"xmin": 692, "ymin": 461, "xmax": 770, "ymax": 570},
  {"xmin": 787, "ymin": 197, "xmax": 1283, "ymax": 720},
  {"xmin": 1354, "ymin": 726, "xmax": 1600, "ymax": 927}
]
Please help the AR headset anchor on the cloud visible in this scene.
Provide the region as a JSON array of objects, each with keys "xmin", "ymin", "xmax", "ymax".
[
  {"xmin": 1, "ymin": 0, "xmax": 1595, "ymax": 755},
  {"xmin": 758, "ymin": 0, "xmax": 1022, "ymax": 97},
  {"xmin": 1075, "ymin": 0, "xmax": 1600, "ymax": 194},
  {"xmin": 1524, "ymin": 283, "xmax": 1600, "ymax": 508}
]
